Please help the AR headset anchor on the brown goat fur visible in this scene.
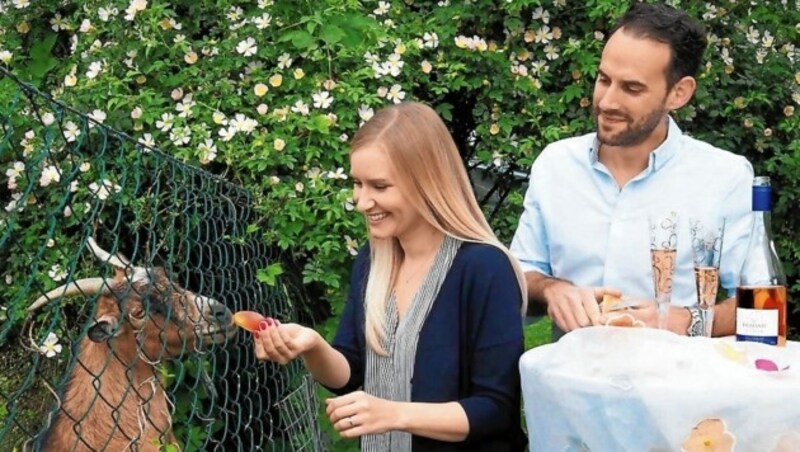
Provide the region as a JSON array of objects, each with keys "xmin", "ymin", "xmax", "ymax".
[{"xmin": 38, "ymin": 266, "xmax": 234, "ymax": 451}]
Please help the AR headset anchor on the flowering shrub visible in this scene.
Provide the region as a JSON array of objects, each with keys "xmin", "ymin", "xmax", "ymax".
[
  {"xmin": 1, "ymin": 0, "xmax": 798, "ymax": 337},
  {"xmin": 0, "ymin": 0, "xmax": 797, "ymax": 449}
]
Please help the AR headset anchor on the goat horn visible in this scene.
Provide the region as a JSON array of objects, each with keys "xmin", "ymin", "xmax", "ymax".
[
  {"xmin": 87, "ymin": 237, "xmax": 131, "ymax": 269},
  {"xmin": 28, "ymin": 277, "xmax": 108, "ymax": 312}
]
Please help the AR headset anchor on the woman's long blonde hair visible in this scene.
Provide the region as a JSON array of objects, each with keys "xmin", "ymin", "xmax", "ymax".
[{"xmin": 350, "ymin": 102, "xmax": 527, "ymax": 355}]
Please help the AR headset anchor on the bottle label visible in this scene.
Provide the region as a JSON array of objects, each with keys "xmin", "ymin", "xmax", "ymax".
[{"xmin": 736, "ymin": 308, "xmax": 778, "ymax": 345}]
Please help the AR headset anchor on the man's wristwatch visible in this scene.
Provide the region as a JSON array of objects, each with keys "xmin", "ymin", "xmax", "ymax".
[{"xmin": 685, "ymin": 305, "xmax": 704, "ymax": 337}]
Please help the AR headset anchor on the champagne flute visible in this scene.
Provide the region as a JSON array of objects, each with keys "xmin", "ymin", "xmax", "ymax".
[
  {"xmin": 649, "ymin": 212, "xmax": 678, "ymax": 330},
  {"xmin": 690, "ymin": 217, "xmax": 726, "ymax": 337}
]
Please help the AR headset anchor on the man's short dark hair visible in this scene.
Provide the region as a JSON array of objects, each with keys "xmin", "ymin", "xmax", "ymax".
[{"xmin": 609, "ymin": 2, "xmax": 708, "ymax": 87}]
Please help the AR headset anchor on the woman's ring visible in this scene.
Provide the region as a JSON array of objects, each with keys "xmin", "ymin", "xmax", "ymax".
[{"xmin": 348, "ymin": 417, "xmax": 355, "ymax": 427}]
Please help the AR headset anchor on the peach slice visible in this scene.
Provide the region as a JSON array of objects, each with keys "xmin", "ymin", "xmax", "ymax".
[
  {"xmin": 605, "ymin": 313, "xmax": 646, "ymax": 328},
  {"xmin": 601, "ymin": 294, "xmax": 624, "ymax": 314},
  {"xmin": 233, "ymin": 311, "xmax": 267, "ymax": 332}
]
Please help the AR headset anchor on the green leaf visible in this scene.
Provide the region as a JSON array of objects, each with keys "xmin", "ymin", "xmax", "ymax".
[
  {"xmin": 30, "ymin": 33, "xmax": 57, "ymax": 62},
  {"xmin": 320, "ymin": 24, "xmax": 346, "ymax": 46},
  {"xmin": 561, "ymin": 84, "xmax": 585, "ymax": 103},
  {"xmin": 340, "ymin": 26, "xmax": 366, "ymax": 47},
  {"xmin": 0, "ymin": 77, "xmax": 18, "ymax": 105},
  {"xmin": 332, "ymin": 13, "xmax": 377, "ymax": 47},
  {"xmin": 256, "ymin": 263, "xmax": 284, "ymax": 286},
  {"xmin": 26, "ymin": 33, "xmax": 58, "ymax": 82},
  {"xmin": 436, "ymin": 103, "xmax": 454, "ymax": 122},
  {"xmin": 308, "ymin": 114, "xmax": 331, "ymax": 133},
  {"xmin": 280, "ymin": 30, "xmax": 317, "ymax": 50}
]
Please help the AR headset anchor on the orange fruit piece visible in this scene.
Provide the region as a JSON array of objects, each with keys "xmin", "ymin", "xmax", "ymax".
[
  {"xmin": 233, "ymin": 311, "xmax": 267, "ymax": 332},
  {"xmin": 601, "ymin": 294, "xmax": 624, "ymax": 314},
  {"xmin": 605, "ymin": 313, "xmax": 645, "ymax": 328}
]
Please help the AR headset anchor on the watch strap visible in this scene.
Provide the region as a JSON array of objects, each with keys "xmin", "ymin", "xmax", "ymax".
[{"xmin": 685, "ymin": 305, "xmax": 704, "ymax": 337}]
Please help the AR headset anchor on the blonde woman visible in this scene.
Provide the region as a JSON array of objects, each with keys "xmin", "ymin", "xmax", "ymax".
[{"xmin": 253, "ymin": 102, "xmax": 527, "ymax": 451}]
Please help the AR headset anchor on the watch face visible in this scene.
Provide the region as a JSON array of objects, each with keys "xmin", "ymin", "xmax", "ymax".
[
  {"xmin": 688, "ymin": 308, "xmax": 704, "ymax": 337},
  {"xmin": 690, "ymin": 319, "xmax": 704, "ymax": 336}
]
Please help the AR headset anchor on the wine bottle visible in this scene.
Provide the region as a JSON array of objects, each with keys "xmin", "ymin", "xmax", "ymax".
[{"xmin": 736, "ymin": 176, "xmax": 787, "ymax": 346}]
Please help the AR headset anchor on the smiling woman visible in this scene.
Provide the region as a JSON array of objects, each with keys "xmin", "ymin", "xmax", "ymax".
[
  {"xmin": 252, "ymin": 102, "xmax": 529, "ymax": 451},
  {"xmin": 350, "ymin": 147, "xmax": 413, "ymax": 242}
]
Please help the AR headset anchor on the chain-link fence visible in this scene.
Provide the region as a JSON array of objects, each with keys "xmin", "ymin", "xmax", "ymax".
[{"xmin": 0, "ymin": 67, "xmax": 322, "ymax": 451}]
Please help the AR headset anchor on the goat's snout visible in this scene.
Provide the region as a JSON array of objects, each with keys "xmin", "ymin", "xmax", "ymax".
[
  {"xmin": 208, "ymin": 301, "xmax": 233, "ymax": 326},
  {"xmin": 194, "ymin": 296, "xmax": 235, "ymax": 342},
  {"xmin": 87, "ymin": 315, "xmax": 120, "ymax": 343}
]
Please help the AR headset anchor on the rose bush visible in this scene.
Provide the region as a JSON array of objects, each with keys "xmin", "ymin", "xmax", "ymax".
[{"xmin": 1, "ymin": 0, "xmax": 798, "ymax": 448}]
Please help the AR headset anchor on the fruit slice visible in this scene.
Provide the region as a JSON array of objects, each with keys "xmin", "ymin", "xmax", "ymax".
[
  {"xmin": 233, "ymin": 311, "xmax": 266, "ymax": 332},
  {"xmin": 715, "ymin": 342, "xmax": 747, "ymax": 364},
  {"xmin": 755, "ymin": 358, "xmax": 779, "ymax": 372},
  {"xmin": 601, "ymin": 294, "xmax": 624, "ymax": 314},
  {"xmin": 604, "ymin": 313, "xmax": 645, "ymax": 328}
]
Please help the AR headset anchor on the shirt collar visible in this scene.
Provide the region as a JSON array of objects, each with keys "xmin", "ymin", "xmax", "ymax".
[{"xmin": 588, "ymin": 116, "xmax": 683, "ymax": 173}]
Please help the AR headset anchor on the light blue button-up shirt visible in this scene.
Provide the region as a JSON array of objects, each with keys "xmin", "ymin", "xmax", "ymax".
[{"xmin": 511, "ymin": 117, "xmax": 754, "ymax": 309}]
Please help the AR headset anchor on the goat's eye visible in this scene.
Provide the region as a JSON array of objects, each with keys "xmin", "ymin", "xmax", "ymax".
[
  {"xmin": 139, "ymin": 293, "xmax": 166, "ymax": 315},
  {"xmin": 151, "ymin": 300, "xmax": 174, "ymax": 317},
  {"xmin": 140, "ymin": 293, "xmax": 159, "ymax": 308}
]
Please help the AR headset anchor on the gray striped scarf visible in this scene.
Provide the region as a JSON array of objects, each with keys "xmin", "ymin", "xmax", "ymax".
[{"xmin": 362, "ymin": 236, "xmax": 461, "ymax": 452}]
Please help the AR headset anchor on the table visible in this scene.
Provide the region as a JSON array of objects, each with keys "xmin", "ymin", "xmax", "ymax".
[{"xmin": 519, "ymin": 327, "xmax": 800, "ymax": 451}]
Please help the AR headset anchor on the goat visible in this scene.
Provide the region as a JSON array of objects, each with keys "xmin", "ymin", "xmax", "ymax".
[{"xmin": 28, "ymin": 238, "xmax": 235, "ymax": 452}]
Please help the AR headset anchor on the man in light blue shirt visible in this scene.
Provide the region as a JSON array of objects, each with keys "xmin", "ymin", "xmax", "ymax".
[{"xmin": 510, "ymin": 3, "xmax": 753, "ymax": 339}]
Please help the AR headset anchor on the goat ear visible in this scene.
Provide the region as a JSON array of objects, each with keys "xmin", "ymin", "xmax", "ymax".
[{"xmin": 87, "ymin": 320, "xmax": 114, "ymax": 342}]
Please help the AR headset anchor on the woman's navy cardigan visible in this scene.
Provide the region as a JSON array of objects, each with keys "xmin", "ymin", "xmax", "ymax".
[{"xmin": 328, "ymin": 242, "xmax": 527, "ymax": 451}]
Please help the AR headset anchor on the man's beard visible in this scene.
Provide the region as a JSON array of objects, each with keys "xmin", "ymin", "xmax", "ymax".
[{"xmin": 593, "ymin": 104, "xmax": 667, "ymax": 147}]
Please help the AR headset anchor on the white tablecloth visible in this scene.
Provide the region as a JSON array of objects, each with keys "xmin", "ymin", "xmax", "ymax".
[{"xmin": 520, "ymin": 327, "xmax": 800, "ymax": 451}]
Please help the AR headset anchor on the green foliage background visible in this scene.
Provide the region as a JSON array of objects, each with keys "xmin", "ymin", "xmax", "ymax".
[{"xmin": 0, "ymin": 0, "xmax": 798, "ymax": 448}]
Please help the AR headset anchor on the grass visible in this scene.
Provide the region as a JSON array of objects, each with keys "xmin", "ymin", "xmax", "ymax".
[{"xmin": 524, "ymin": 316, "xmax": 553, "ymax": 350}]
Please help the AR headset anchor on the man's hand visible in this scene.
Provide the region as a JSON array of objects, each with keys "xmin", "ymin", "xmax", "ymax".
[{"xmin": 542, "ymin": 280, "xmax": 621, "ymax": 332}]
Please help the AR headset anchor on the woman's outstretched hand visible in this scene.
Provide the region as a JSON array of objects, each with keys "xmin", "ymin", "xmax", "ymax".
[
  {"xmin": 253, "ymin": 320, "xmax": 321, "ymax": 364},
  {"xmin": 326, "ymin": 391, "xmax": 399, "ymax": 438}
]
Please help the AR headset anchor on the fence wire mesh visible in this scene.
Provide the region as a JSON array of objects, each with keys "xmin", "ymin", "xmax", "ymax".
[{"xmin": 0, "ymin": 67, "xmax": 323, "ymax": 451}]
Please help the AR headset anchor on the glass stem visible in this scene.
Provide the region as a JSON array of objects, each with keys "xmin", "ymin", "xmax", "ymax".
[
  {"xmin": 656, "ymin": 293, "xmax": 670, "ymax": 330},
  {"xmin": 699, "ymin": 307, "xmax": 714, "ymax": 337}
]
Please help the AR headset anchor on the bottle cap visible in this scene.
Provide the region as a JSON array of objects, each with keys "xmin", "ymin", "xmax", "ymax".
[{"xmin": 752, "ymin": 176, "xmax": 771, "ymax": 212}]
